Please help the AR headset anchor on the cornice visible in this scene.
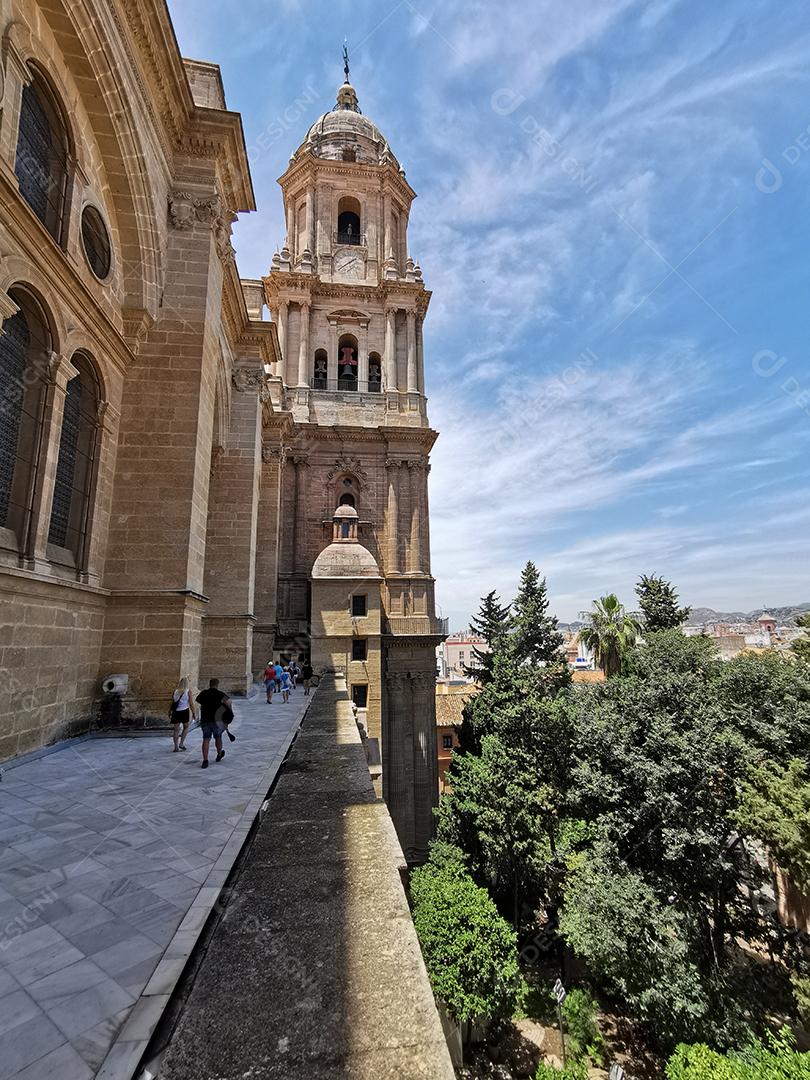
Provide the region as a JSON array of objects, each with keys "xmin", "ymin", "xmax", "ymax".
[
  {"xmin": 117, "ymin": 0, "xmax": 194, "ymax": 155},
  {"xmin": 278, "ymin": 153, "xmax": 417, "ymax": 204},
  {"xmin": 262, "ymin": 272, "xmax": 431, "ymax": 314},
  {"xmin": 178, "ymin": 109, "xmax": 255, "ymax": 213}
]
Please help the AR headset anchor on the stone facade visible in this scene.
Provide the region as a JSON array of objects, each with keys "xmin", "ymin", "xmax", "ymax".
[
  {"xmin": 0, "ymin": 6, "xmax": 441, "ymax": 861},
  {"xmin": 0, "ymin": 0, "xmax": 277, "ymax": 757}
]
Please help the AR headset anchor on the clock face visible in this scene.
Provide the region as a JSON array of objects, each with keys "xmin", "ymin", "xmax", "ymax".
[{"xmin": 334, "ymin": 251, "xmax": 364, "ymax": 280}]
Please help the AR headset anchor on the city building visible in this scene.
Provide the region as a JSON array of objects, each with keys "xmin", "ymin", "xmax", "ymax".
[
  {"xmin": 436, "ymin": 631, "xmax": 487, "ymax": 680},
  {"xmin": 435, "ymin": 682, "xmax": 476, "ymax": 794},
  {"xmin": 0, "ymin": 2, "xmax": 442, "ymax": 862}
]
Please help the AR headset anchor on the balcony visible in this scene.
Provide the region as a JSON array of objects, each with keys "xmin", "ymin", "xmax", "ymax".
[
  {"xmin": 311, "ymin": 377, "xmax": 383, "ymax": 394},
  {"xmin": 334, "ymin": 230, "xmax": 365, "ymax": 246},
  {"xmin": 385, "ymin": 615, "xmax": 449, "ymax": 638}
]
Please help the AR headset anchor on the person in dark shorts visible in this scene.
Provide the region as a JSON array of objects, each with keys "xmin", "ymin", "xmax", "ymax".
[
  {"xmin": 301, "ymin": 658, "xmax": 314, "ymax": 696},
  {"xmin": 170, "ymin": 675, "xmax": 197, "ymax": 752},
  {"xmin": 195, "ymin": 678, "xmax": 231, "ymax": 769}
]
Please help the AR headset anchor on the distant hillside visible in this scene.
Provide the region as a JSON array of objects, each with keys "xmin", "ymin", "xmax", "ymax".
[
  {"xmin": 686, "ymin": 603, "xmax": 810, "ymax": 626},
  {"xmin": 558, "ymin": 604, "xmax": 810, "ymax": 632}
]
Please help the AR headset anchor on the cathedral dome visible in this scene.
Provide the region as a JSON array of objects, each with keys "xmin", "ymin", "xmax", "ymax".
[
  {"xmin": 311, "ymin": 541, "xmax": 381, "ymax": 580},
  {"xmin": 311, "ymin": 503, "xmax": 381, "ymax": 579},
  {"xmin": 294, "ymin": 82, "xmax": 399, "ymax": 168}
]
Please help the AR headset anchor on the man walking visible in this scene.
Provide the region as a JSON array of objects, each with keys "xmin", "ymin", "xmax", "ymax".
[
  {"xmin": 302, "ymin": 658, "xmax": 314, "ymax": 696},
  {"xmin": 196, "ymin": 678, "xmax": 231, "ymax": 769}
]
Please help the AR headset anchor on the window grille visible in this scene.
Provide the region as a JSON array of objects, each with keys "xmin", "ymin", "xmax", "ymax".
[
  {"xmin": 48, "ymin": 376, "xmax": 81, "ymax": 548},
  {"xmin": 15, "ymin": 79, "xmax": 68, "ymax": 242},
  {"xmin": 0, "ymin": 312, "xmax": 29, "ymax": 526}
]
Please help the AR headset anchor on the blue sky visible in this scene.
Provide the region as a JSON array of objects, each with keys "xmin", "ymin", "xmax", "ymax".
[{"xmin": 170, "ymin": 0, "xmax": 810, "ymax": 627}]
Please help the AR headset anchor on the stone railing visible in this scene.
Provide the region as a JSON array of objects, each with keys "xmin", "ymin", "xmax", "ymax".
[{"xmin": 385, "ymin": 614, "xmax": 449, "ymax": 637}]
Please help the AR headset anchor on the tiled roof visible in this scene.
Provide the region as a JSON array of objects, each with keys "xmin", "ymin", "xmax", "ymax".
[{"xmin": 435, "ymin": 690, "xmax": 476, "ymax": 727}]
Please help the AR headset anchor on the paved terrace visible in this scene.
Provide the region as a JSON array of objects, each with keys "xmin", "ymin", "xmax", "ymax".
[
  {"xmin": 0, "ymin": 686, "xmax": 309, "ymax": 1079},
  {"xmin": 158, "ymin": 674, "xmax": 455, "ymax": 1080}
]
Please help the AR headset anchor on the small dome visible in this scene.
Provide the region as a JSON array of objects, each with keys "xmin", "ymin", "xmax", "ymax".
[
  {"xmin": 333, "ymin": 505, "xmax": 359, "ymax": 519},
  {"xmin": 311, "ymin": 541, "xmax": 381, "ymax": 579},
  {"xmin": 757, "ymin": 613, "xmax": 775, "ymax": 622},
  {"xmin": 294, "ymin": 83, "xmax": 399, "ymax": 168}
]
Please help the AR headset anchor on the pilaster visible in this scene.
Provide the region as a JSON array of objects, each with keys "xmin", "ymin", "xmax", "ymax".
[{"xmin": 24, "ymin": 354, "xmax": 79, "ymax": 572}]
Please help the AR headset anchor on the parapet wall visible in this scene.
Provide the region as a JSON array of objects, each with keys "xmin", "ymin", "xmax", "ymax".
[{"xmin": 160, "ymin": 674, "xmax": 455, "ymax": 1079}]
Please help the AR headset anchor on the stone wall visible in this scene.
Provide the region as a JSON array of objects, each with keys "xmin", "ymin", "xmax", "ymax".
[{"xmin": 159, "ymin": 674, "xmax": 456, "ymax": 1079}]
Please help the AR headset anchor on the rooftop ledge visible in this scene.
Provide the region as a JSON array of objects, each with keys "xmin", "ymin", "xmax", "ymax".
[{"xmin": 160, "ymin": 674, "xmax": 455, "ymax": 1080}]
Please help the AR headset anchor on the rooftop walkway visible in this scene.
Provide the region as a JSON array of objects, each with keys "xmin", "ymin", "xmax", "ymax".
[
  {"xmin": 0, "ymin": 684, "xmax": 308, "ymax": 1078},
  {"xmin": 158, "ymin": 674, "xmax": 455, "ymax": 1080}
]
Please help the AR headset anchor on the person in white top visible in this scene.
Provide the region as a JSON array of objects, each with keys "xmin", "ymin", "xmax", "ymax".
[{"xmin": 170, "ymin": 675, "xmax": 197, "ymax": 752}]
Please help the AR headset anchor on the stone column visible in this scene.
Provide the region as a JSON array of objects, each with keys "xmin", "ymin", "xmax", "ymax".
[
  {"xmin": 278, "ymin": 299, "xmax": 289, "ymax": 382},
  {"xmin": 327, "ymin": 319, "xmax": 338, "ymax": 387},
  {"xmin": 408, "ymin": 460, "xmax": 422, "ymax": 573},
  {"xmin": 100, "ymin": 183, "xmax": 227, "ymax": 717},
  {"xmin": 406, "ymin": 310, "xmax": 417, "ymax": 393},
  {"xmin": 421, "ymin": 463, "xmax": 432, "ymax": 575},
  {"xmin": 383, "ymin": 191, "xmax": 392, "ymax": 260},
  {"xmin": 200, "ymin": 363, "xmax": 263, "ymax": 691},
  {"xmin": 416, "ymin": 315, "xmax": 425, "ymax": 394},
  {"xmin": 24, "ymin": 353, "xmax": 79, "ymax": 570},
  {"xmin": 382, "ymin": 671, "xmax": 416, "ymax": 858},
  {"xmin": 384, "ymin": 308, "xmax": 397, "ymax": 391},
  {"xmin": 81, "ymin": 400, "xmax": 121, "ymax": 586},
  {"xmin": 411, "ymin": 670, "xmax": 439, "ymax": 859},
  {"xmin": 291, "ymin": 454, "xmax": 309, "ymax": 573},
  {"xmin": 305, "ymin": 188, "xmax": 314, "ymax": 252},
  {"xmin": 285, "ymin": 197, "xmax": 294, "ymax": 251},
  {"xmin": 358, "ymin": 320, "xmax": 369, "ymax": 391},
  {"xmin": 297, "ymin": 300, "xmax": 310, "ymax": 387},
  {"xmin": 0, "ymin": 42, "xmax": 30, "ymax": 177},
  {"xmin": 385, "ymin": 458, "xmax": 400, "ymax": 574},
  {"xmin": 254, "ymin": 441, "xmax": 284, "ymax": 661}
]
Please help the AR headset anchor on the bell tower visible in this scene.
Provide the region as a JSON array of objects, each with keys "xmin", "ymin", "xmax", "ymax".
[{"xmin": 257, "ymin": 57, "xmax": 443, "ymax": 862}]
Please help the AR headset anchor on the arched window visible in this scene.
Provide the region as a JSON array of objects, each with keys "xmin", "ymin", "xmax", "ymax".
[
  {"xmin": 337, "ymin": 196, "xmax": 361, "ymax": 245},
  {"xmin": 368, "ymin": 352, "xmax": 382, "ymax": 393},
  {"xmin": 15, "ymin": 69, "xmax": 70, "ymax": 244},
  {"xmin": 47, "ymin": 352, "xmax": 99, "ymax": 567},
  {"xmin": 313, "ymin": 348, "xmax": 328, "ymax": 389},
  {"xmin": 337, "ymin": 334, "xmax": 358, "ymax": 392},
  {"xmin": 339, "ymin": 492, "xmax": 356, "ymax": 507},
  {"xmin": 0, "ymin": 289, "xmax": 51, "ymax": 549}
]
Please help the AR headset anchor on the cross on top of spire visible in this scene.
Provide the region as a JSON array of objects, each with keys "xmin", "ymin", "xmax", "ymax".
[{"xmin": 343, "ymin": 39, "xmax": 350, "ymax": 84}]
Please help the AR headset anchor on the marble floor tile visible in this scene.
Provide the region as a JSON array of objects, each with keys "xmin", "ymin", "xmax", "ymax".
[
  {"xmin": 0, "ymin": 688, "xmax": 308, "ymax": 1072},
  {"xmin": 15, "ymin": 1039, "xmax": 94, "ymax": 1080}
]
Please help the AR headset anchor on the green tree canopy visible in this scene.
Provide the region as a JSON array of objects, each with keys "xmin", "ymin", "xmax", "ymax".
[
  {"xmin": 636, "ymin": 573, "xmax": 691, "ymax": 631},
  {"xmin": 733, "ymin": 758, "xmax": 810, "ymax": 887},
  {"xmin": 464, "ymin": 589, "xmax": 512, "ymax": 684},
  {"xmin": 792, "ymin": 613, "xmax": 810, "ymax": 663}
]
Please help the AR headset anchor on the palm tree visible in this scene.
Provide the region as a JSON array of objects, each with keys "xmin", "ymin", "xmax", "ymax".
[{"xmin": 578, "ymin": 594, "xmax": 641, "ymax": 677}]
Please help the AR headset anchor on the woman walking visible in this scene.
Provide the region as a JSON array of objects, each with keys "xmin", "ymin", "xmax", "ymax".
[
  {"xmin": 280, "ymin": 665, "xmax": 292, "ymax": 703},
  {"xmin": 170, "ymin": 676, "xmax": 197, "ymax": 751}
]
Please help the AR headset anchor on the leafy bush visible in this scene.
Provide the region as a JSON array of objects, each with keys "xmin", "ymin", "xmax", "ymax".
[
  {"xmin": 534, "ymin": 1061, "xmax": 588, "ymax": 1080},
  {"xmin": 666, "ymin": 1028, "xmax": 810, "ymax": 1079},
  {"xmin": 411, "ymin": 859, "xmax": 521, "ymax": 1025},
  {"xmin": 561, "ymin": 988, "xmax": 605, "ymax": 1064}
]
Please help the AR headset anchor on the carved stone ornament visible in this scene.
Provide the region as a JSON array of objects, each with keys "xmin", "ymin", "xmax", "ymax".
[
  {"xmin": 326, "ymin": 455, "xmax": 369, "ymax": 484},
  {"xmin": 231, "ymin": 366, "xmax": 263, "ymax": 393},
  {"xmin": 168, "ymin": 191, "xmax": 223, "ymax": 231}
]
